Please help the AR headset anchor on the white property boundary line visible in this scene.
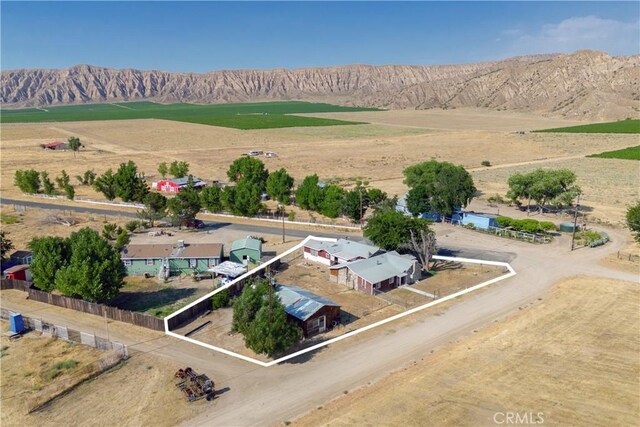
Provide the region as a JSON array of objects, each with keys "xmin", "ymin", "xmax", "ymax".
[{"xmin": 164, "ymin": 236, "xmax": 517, "ymax": 368}]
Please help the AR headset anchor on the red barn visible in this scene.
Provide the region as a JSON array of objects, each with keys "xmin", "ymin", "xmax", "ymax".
[
  {"xmin": 4, "ymin": 265, "xmax": 32, "ymax": 281},
  {"xmin": 154, "ymin": 177, "xmax": 206, "ymax": 193},
  {"xmin": 42, "ymin": 141, "xmax": 68, "ymax": 150}
]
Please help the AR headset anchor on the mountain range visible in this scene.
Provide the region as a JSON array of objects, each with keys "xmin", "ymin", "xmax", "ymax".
[{"xmin": 2, "ymin": 50, "xmax": 638, "ymax": 120}]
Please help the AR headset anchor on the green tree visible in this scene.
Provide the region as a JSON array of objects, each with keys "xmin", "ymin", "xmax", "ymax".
[
  {"xmin": 232, "ymin": 279, "xmax": 269, "ymax": 334},
  {"xmin": 169, "ymin": 160, "xmax": 189, "ymax": 178},
  {"xmin": 28, "ymin": 236, "xmax": 70, "ymax": 292},
  {"xmin": 233, "ymin": 180, "xmax": 263, "ymax": 216},
  {"xmin": 137, "ymin": 192, "xmax": 167, "ymax": 227},
  {"xmin": 158, "ymin": 162, "xmax": 169, "ymax": 179},
  {"xmin": 14, "ymin": 169, "xmax": 41, "ymax": 194},
  {"xmin": 627, "ymin": 201, "xmax": 640, "ymax": 242},
  {"xmin": 295, "ymin": 175, "xmax": 324, "ymax": 211},
  {"xmin": 364, "ymin": 208, "xmax": 436, "ymax": 271},
  {"xmin": 221, "ymin": 186, "xmax": 236, "ymax": 212},
  {"xmin": 212, "ymin": 289, "xmax": 231, "ymax": 310},
  {"xmin": 54, "ymin": 228, "xmax": 124, "ymax": 303},
  {"xmin": 114, "ymin": 161, "xmax": 149, "ymax": 202},
  {"xmin": 102, "ymin": 223, "xmax": 118, "ymax": 240},
  {"xmin": 200, "ymin": 186, "xmax": 223, "ymax": 213},
  {"xmin": 403, "ymin": 160, "xmax": 476, "ymax": 216},
  {"xmin": 93, "ymin": 169, "xmax": 117, "ymax": 200},
  {"xmin": 115, "ymin": 228, "xmax": 130, "ymax": 250},
  {"xmin": 55, "ymin": 170, "xmax": 70, "ymax": 190},
  {"xmin": 266, "ymin": 168, "xmax": 294, "ymax": 204},
  {"xmin": 227, "ymin": 157, "xmax": 269, "ymax": 192},
  {"xmin": 167, "ymin": 179, "xmax": 201, "ymax": 226},
  {"xmin": 76, "ymin": 169, "xmax": 96, "ymax": 186},
  {"xmin": 367, "ymin": 188, "xmax": 388, "ymax": 206},
  {"xmin": 0, "ymin": 231, "xmax": 14, "ymax": 263},
  {"xmin": 64, "ymin": 184, "xmax": 75, "ymax": 200},
  {"xmin": 341, "ymin": 189, "xmax": 363, "ymax": 222},
  {"xmin": 244, "ymin": 293, "xmax": 302, "ymax": 356},
  {"xmin": 508, "ymin": 169, "xmax": 580, "ymax": 212},
  {"xmin": 41, "ymin": 171, "xmax": 56, "ymax": 195},
  {"xmin": 319, "ymin": 185, "xmax": 345, "ymax": 218},
  {"xmin": 67, "ymin": 136, "xmax": 82, "ymax": 158}
]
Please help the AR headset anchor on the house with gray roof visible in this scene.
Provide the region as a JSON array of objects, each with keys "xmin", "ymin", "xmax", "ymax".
[
  {"xmin": 121, "ymin": 240, "xmax": 223, "ymax": 279},
  {"xmin": 275, "ymin": 285, "xmax": 341, "ymax": 336},
  {"xmin": 329, "ymin": 251, "xmax": 420, "ymax": 294},
  {"xmin": 303, "ymin": 238, "xmax": 381, "ymax": 266}
]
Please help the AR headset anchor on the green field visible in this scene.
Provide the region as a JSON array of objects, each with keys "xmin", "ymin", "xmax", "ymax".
[
  {"xmin": 534, "ymin": 119, "xmax": 640, "ymax": 134},
  {"xmin": 0, "ymin": 101, "xmax": 376, "ymax": 129},
  {"xmin": 587, "ymin": 145, "xmax": 640, "ymax": 160}
]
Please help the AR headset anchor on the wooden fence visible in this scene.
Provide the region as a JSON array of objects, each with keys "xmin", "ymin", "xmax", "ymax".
[{"xmin": 1, "ymin": 279, "xmax": 164, "ymax": 331}]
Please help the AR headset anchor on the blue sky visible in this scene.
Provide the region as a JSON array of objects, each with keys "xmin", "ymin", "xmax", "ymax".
[{"xmin": 2, "ymin": 2, "xmax": 638, "ymax": 72}]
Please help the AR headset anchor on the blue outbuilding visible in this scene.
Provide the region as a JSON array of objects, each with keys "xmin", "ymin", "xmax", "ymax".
[
  {"xmin": 395, "ymin": 193, "xmax": 442, "ymax": 222},
  {"xmin": 9, "ymin": 312, "xmax": 25, "ymax": 334},
  {"xmin": 459, "ymin": 212, "xmax": 499, "ymax": 230}
]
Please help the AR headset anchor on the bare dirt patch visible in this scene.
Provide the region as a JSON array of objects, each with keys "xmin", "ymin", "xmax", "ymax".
[{"xmin": 293, "ymin": 276, "xmax": 640, "ymax": 427}]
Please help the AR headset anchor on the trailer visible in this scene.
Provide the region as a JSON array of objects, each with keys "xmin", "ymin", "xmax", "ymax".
[{"xmin": 175, "ymin": 367, "xmax": 215, "ymax": 402}]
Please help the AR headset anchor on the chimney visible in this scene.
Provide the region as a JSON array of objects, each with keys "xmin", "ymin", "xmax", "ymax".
[{"xmin": 177, "ymin": 240, "xmax": 185, "ymax": 248}]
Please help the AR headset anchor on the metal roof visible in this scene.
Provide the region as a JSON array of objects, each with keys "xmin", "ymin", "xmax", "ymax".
[
  {"xmin": 305, "ymin": 238, "xmax": 379, "ymax": 261},
  {"xmin": 121, "ymin": 242, "xmax": 223, "ymax": 259},
  {"xmin": 4, "ymin": 264, "xmax": 30, "ymax": 273},
  {"xmin": 171, "ymin": 177, "xmax": 206, "ymax": 187},
  {"xmin": 208, "ymin": 261, "xmax": 247, "ymax": 278},
  {"xmin": 337, "ymin": 251, "xmax": 416, "ymax": 285},
  {"xmin": 231, "ymin": 236, "xmax": 262, "ymax": 252},
  {"xmin": 275, "ymin": 285, "xmax": 339, "ymax": 321}
]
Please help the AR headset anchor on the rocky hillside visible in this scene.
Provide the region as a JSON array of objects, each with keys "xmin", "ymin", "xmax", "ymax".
[{"xmin": 2, "ymin": 51, "xmax": 638, "ymax": 120}]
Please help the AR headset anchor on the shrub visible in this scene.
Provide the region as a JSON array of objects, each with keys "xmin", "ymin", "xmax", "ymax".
[
  {"xmin": 481, "ymin": 160, "xmax": 491, "ymax": 167},
  {"xmin": 288, "ymin": 211, "xmax": 296, "ymax": 221},
  {"xmin": 539, "ymin": 221, "xmax": 557, "ymax": 232},
  {"xmin": 496, "ymin": 216, "xmax": 512, "ymax": 228},
  {"xmin": 487, "ymin": 194, "xmax": 505, "ymax": 204},
  {"xmin": 125, "ymin": 220, "xmax": 141, "ymax": 233},
  {"xmin": 212, "ymin": 289, "xmax": 231, "ymax": 310}
]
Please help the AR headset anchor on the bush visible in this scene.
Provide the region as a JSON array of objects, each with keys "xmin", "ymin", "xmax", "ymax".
[
  {"xmin": 487, "ymin": 194, "xmax": 505, "ymax": 204},
  {"xmin": 212, "ymin": 289, "xmax": 231, "ymax": 310},
  {"xmin": 481, "ymin": 160, "xmax": 491, "ymax": 167},
  {"xmin": 288, "ymin": 211, "xmax": 296, "ymax": 222},
  {"xmin": 125, "ymin": 220, "xmax": 141, "ymax": 233},
  {"xmin": 539, "ymin": 221, "xmax": 557, "ymax": 232},
  {"xmin": 496, "ymin": 216, "xmax": 512, "ymax": 228}
]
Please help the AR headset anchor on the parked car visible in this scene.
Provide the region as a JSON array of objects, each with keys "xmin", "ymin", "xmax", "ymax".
[{"xmin": 182, "ymin": 219, "xmax": 205, "ymax": 229}]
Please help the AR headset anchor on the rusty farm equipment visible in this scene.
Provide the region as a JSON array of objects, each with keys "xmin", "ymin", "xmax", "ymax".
[{"xmin": 175, "ymin": 367, "xmax": 215, "ymax": 402}]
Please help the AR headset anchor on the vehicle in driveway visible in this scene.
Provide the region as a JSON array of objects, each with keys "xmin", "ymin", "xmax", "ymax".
[{"xmin": 182, "ymin": 219, "xmax": 205, "ymax": 229}]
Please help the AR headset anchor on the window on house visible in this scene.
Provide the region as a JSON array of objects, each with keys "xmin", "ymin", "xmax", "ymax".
[
  {"xmin": 124, "ymin": 260, "xmax": 132, "ymax": 266},
  {"xmin": 209, "ymin": 258, "xmax": 217, "ymax": 267},
  {"xmin": 310, "ymin": 249, "xmax": 318, "ymax": 256},
  {"xmin": 189, "ymin": 259, "xmax": 197, "ymax": 268},
  {"xmin": 146, "ymin": 259, "xmax": 154, "ymax": 265}
]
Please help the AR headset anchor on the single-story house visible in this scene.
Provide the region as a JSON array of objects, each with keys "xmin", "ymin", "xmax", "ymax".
[
  {"xmin": 458, "ymin": 212, "xmax": 498, "ymax": 230},
  {"xmin": 229, "ymin": 237, "xmax": 262, "ymax": 265},
  {"xmin": 4, "ymin": 265, "xmax": 32, "ymax": 281},
  {"xmin": 275, "ymin": 285, "xmax": 341, "ymax": 337},
  {"xmin": 42, "ymin": 141, "xmax": 68, "ymax": 150},
  {"xmin": 10, "ymin": 250, "xmax": 33, "ymax": 265},
  {"xmin": 303, "ymin": 238, "xmax": 381, "ymax": 266},
  {"xmin": 152, "ymin": 177, "xmax": 207, "ymax": 193},
  {"xmin": 395, "ymin": 193, "xmax": 442, "ymax": 222},
  {"xmin": 329, "ymin": 251, "xmax": 420, "ymax": 295},
  {"xmin": 121, "ymin": 240, "xmax": 223, "ymax": 278}
]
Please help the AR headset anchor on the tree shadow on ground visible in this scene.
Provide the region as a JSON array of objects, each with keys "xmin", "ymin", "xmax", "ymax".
[
  {"xmin": 111, "ymin": 287, "xmax": 198, "ymax": 312},
  {"xmin": 431, "ymin": 260, "xmax": 463, "ymax": 271}
]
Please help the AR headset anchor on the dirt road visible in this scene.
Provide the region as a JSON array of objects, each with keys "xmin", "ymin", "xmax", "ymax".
[{"xmin": 1, "ymin": 226, "xmax": 637, "ymax": 426}]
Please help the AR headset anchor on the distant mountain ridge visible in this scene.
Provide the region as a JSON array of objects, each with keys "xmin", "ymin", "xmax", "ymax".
[{"xmin": 2, "ymin": 50, "xmax": 638, "ymax": 120}]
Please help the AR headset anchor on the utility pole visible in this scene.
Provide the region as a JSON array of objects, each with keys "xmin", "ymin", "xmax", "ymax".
[{"xmin": 570, "ymin": 193, "xmax": 581, "ymax": 251}]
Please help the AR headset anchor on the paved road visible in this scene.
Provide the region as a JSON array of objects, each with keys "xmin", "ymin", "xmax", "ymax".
[
  {"xmin": 0, "ymin": 197, "xmax": 347, "ymax": 240},
  {"xmin": 2, "ymin": 199, "xmax": 637, "ymax": 426}
]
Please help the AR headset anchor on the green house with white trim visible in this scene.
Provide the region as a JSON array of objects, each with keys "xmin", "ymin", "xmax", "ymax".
[
  {"xmin": 121, "ymin": 240, "xmax": 224, "ymax": 279},
  {"xmin": 229, "ymin": 237, "xmax": 262, "ymax": 265}
]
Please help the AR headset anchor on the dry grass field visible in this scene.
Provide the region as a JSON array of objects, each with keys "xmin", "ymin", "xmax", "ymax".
[
  {"xmin": 293, "ymin": 276, "xmax": 640, "ymax": 427},
  {"xmin": 0, "ymin": 322, "xmax": 107, "ymax": 425},
  {"xmin": 1, "ymin": 108, "xmax": 637, "ymax": 223}
]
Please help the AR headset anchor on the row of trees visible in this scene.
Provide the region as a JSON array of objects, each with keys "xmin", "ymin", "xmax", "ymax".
[
  {"xmin": 15, "ymin": 169, "xmax": 75, "ymax": 200},
  {"xmin": 296, "ymin": 176, "xmax": 388, "ymax": 221},
  {"xmin": 158, "ymin": 161, "xmax": 190, "ymax": 179},
  {"xmin": 28, "ymin": 228, "xmax": 124, "ymax": 303},
  {"xmin": 93, "ymin": 161, "xmax": 149, "ymax": 203}
]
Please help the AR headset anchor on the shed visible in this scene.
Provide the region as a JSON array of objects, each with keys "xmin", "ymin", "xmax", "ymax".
[
  {"xmin": 10, "ymin": 250, "xmax": 33, "ymax": 265},
  {"xmin": 395, "ymin": 193, "xmax": 442, "ymax": 222},
  {"xmin": 275, "ymin": 285, "xmax": 341, "ymax": 336},
  {"xmin": 461, "ymin": 212, "xmax": 498, "ymax": 230},
  {"xmin": 230, "ymin": 237, "xmax": 262, "ymax": 265},
  {"xmin": 9, "ymin": 313, "xmax": 25, "ymax": 334},
  {"xmin": 303, "ymin": 238, "xmax": 380, "ymax": 266},
  {"xmin": 4, "ymin": 265, "xmax": 31, "ymax": 281},
  {"xmin": 559, "ymin": 222, "xmax": 578, "ymax": 232},
  {"xmin": 42, "ymin": 141, "xmax": 68, "ymax": 150},
  {"xmin": 155, "ymin": 177, "xmax": 207, "ymax": 193}
]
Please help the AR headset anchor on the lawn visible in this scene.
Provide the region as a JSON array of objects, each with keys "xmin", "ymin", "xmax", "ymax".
[
  {"xmin": 587, "ymin": 145, "xmax": 640, "ymax": 160},
  {"xmin": 0, "ymin": 100, "xmax": 376, "ymax": 129},
  {"xmin": 534, "ymin": 118, "xmax": 640, "ymax": 134}
]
